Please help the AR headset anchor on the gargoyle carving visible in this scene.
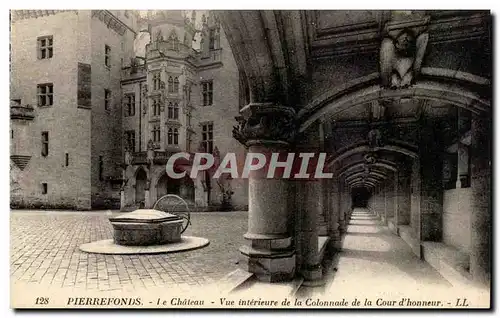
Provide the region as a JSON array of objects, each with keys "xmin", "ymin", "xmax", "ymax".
[{"xmin": 380, "ymin": 28, "xmax": 428, "ymax": 88}]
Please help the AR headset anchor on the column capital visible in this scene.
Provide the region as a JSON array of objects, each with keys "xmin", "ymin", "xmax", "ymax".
[{"xmin": 232, "ymin": 103, "xmax": 297, "ymax": 147}]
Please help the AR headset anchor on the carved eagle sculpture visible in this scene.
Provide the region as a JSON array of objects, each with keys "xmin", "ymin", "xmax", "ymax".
[{"xmin": 380, "ymin": 29, "xmax": 428, "ymax": 89}]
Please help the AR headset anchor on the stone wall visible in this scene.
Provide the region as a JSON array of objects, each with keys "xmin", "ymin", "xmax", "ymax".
[
  {"xmin": 10, "ymin": 11, "xmax": 92, "ymax": 210},
  {"xmin": 442, "ymin": 188, "xmax": 472, "ymax": 254}
]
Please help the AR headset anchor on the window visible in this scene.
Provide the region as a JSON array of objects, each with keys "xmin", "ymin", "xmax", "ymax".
[
  {"xmin": 38, "ymin": 36, "xmax": 53, "ymax": 59},
  {"xmin": 125, "ymin": 130, "xmax": 136, "ymax": 152},
  {"xmin": 152, "ymin": 97, "xmax": 161, "ymax": 116},
  {"xmin": 168, "ymin": 102, "xmax": 179, "ymax": 119},
  {"xmin": 169, "ymin": 33, "xmax": 179, "ymax": 51},
  {"xmin": 168, "ymin": 128, "xmax": 179, "ymax": 145},
  {"xmin": 153, "ymin": 72, "xmax": 161, "ymax": 91},
  {"xmin": 37, "ymin": 83, "xmax": 53, "ymax": 106},
  {"xmin": 201, "ymin": 80, "xmax": 213, "ymax": 106},
  {"xmin": 209, "ymin": 29, "xmax": 215, "ymax": 50},
  {"xmin": 168, "ymin": 76, "xmax": 174, "ymax": 93},
  {"xmin": 186, "ymin": 84, "xmax": 192, "ymax": 102},
  {"xmin": 41, "ymin": 131, "xmax": 49, "ymax": 157},
  {"xmin": 152, "ymin": 125, "xmax": 161, "ymax": 142},
  {"xmin": 105, "ymin": 45, "xmax": 111, "ymax": 67},
  {"xmin": 187, "ymin": 111, "xmax": 192, "ymax": 127},
  {"xmin": 99, "ymin": 155, "xmax": 104, "ymax": 181},
  {"xmin": 173, "ymin": 77, "xmax": 179, "ymax": 93},
  {"xmin": 201, "ymin": 123, "xmax": 213, "ymax": 153},
  {"xmin": 125, "ymin": 94, "xmax": 135, "ymax": 116},
  {"xmin": 42, "ymin": 183, "xmax": 48, "ymax": 195},
  {"xmin": 104, "ymin": 89, "xmax": 111, "ymax": 110},
  {"xmin": 11, "ymin": 130, "xmax": 13, "ymax": 139},
  {"xmin": 65, "ymin": 153, "xmax": 69, "ymax": 167}
]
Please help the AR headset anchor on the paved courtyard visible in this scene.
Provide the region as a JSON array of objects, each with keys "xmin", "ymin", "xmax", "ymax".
[{"xmin": 10, "ymin": 210, "xmax": 248, "ymax": 292}]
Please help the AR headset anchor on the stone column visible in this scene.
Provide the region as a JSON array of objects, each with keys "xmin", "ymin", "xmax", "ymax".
[
  {"xmin": 319, "ymin": 179, "xmax": 329, "ymax": 236},
  {"xmin": 419, "ymin": 122, "xmax": 443, "ymax": 242},
  {"xmin": 144, "ymin": 187, "xmax": 152, "ymax": 208},
  {"xmin": 329, "ymin": 179, "xmax": 342, "ymax": 249},
  {"xmin": 470, "ymin": 115, "xmax": 491, "ymax": 285},
  {"xmin": 456, "ymin": 142, "xmax": 470, "ymax": 188},
  {"xmin": 295, "ymin": 123, "xmax": 325, "ymax": 286},
  {"xmin": 317, "ymin": 125, "xmax": 329, "ymax": 236},
  {"xmin": 338, "ymin": 183, "xmax": 347, "ymax": 233},
  {"xmin": 233, "ymin": 103, "xmax": 297, "ymax": 282},
  {"xmin": 120, "ymin": 191, "xmax": 125, "ymax": 210},
  {"xmin": 386, "ymin": 174, "xmax": 395, "ymax": 222},
  {"xmin": 397, "ymin": 163, "xmax": 411, "ymax": 225},
  {"xmin": 393, "ymin": 173, "xmax": 399, "ymax": 228}
]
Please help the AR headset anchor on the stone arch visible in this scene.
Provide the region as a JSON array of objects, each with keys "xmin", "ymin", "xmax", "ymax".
[
  {"xmin": 328, "ymin": 142, "xmax": 418, "ymax": 168},
  {"xmin": 338, "ymin": 160, "xmax": 397, "ymax": 178},
  {"xmin": 299, "ymin": 70, "xmax": 491, "ymax": 132}
]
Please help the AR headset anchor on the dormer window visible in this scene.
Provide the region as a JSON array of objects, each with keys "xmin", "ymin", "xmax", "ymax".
[
  {"xmin": 209, "ymin": 29, "xmax": 215, "ymax": 50},
  {"xmin": 169, "ymin": 31, "xmax": 179, "ymax": 51}
]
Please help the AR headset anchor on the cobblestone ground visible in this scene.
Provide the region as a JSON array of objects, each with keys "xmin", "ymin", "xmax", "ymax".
[{"xmin": 10, "ymin": 210, "xmax": 247, "ymax": 291}]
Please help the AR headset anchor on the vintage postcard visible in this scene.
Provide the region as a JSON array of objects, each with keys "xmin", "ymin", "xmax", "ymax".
[{"xmin": 10, "ymin": 9, "xmax": 492, "ymax": 309}]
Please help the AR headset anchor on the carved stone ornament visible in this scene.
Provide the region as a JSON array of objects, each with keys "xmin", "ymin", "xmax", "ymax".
[
  {"xmin": 368, "ymin": 128, "xmax": 384, "ymax": 148},
  {"xmin": 124, "ymin": 148, "xmax": 132, "ymax": 166},
  {"xmin": 380, "ymin": 19, "xmax": 429, "ymax": 88},
  {"xmin": 364, "ymin": 153, "xmax": 378, "ymax": 165},
  {"xmin": 232, "ymin": 103, "xmax": 297, "ymax": 146}
]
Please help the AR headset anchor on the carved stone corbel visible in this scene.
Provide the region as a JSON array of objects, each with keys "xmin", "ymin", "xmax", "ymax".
[{"xmin": 232, "ymin": 103, "xmax": 297, "ymax": 147}]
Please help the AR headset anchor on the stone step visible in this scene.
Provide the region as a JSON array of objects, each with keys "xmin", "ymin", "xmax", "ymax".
[
  {"xmin": 421, "ymin": 241, "xmax": 473, "ymax": 288},
  {"xmin": 216, "ymin": 268, "xmax": 254, "ymax": 295}
]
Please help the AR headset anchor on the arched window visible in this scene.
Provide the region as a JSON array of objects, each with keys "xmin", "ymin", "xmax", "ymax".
[
  {"xmin": 152, "ymin": 98, "xmax": 160, "ymax": 116},
  {"xmin": 173, "ymin": 102, "xmax": 179, "ymax": 119},
  {"xmin": 173, "ymin": 77, "xmax": 179, "ymax": 93},
  {"xmin": 168, "ymin": 128, "xmax": 173, "ymax": 144},
  {"xmin": 173, "ymin": 128, "xmax": 179, "ymax": 145},
  {"xmin": 168, "ymin": 76, "xmax": 174, "ymax": 93},
  {"xmin": 169, "ymin": 32, "xmax": 179, "ymax": 51},
  {"xmin": 168, "ymin": 102, "xmax": 174, "ymax": 119},
  {"xmin": 167, "ymin": 128, "xmax": 179, "ymax": 145}
]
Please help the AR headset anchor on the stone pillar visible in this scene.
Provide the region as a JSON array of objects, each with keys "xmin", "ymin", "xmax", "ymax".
[
  {"xmin": 385, "ymin": 174, "xmax": 395, "ymax": 221},
  {"xmin": 295, "ymin": 123, "xmax": 324, "ymax": 286},
  {"xmin": 329, "ymin": 179, "xmax": 342, "ymax": 249},
  {"xmin": 297, "ymin": 179, "xmax": 323, "ymax": 285},
  {"xmin": 318, "ymin": 180, "xmax": 329, "ymax": 236},
  {"xmin": 393, "ymin": 173, "xmax": 399, "ymax": 227},
  {"xmin": 419, "ymin": 122, "xmax": 443, "ymax": 242},
  {"xmin": 144, "ymin": 188, "xmax": 152, "ymax": 208},
  {"xmin": 317, "ymin": 123, "xmax": 329, "ymax": 236},
  {"xmin": 233, "ymin": 103, "xmax": 297, "ymax": 282},
  {"xmin": 470, "ymin": 115, "xmax": 491, "ymax": 285},
  {"xmin": 455, "ymin": 142, "xmax": 470, "ymax": 188},
  {"xmin": 120, "ymin": 191, "xmax": 125, "ymax": 210},
  {"xmin": 397, "ymin": 163, "xmax": 411, "ymax": 225},
  {"xmin": 338, "ymin": 183, "xmax": 347, "ymax": 233}
]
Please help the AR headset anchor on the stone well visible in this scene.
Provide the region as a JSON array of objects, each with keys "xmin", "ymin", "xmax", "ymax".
[{"xmin": 109, "ymin": 209, "xmax": 183, "ymax": 246}]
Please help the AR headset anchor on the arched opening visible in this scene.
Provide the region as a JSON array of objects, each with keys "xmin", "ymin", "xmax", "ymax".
[
  {"xmin": 352, "ymin": 187, "xmax": 370, "ymax": 208},
  {"xmin": 304, "ymin": 73, "xmax": 490, "ymax": 286},
  {"xmin": 135, "ymin": 168, "xmax": 147, "ymax": 205},
  {"xmin": 156, "ymin": 174, "xmax": 195, "ymax": 203}
]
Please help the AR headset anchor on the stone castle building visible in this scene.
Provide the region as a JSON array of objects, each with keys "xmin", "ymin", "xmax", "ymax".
[{"xmin": 10, "ymin": 10, "xmax": 248, "ymax": 210}]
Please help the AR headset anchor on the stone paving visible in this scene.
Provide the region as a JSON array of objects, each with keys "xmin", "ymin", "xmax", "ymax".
[
  {"xmin": 300, "ymin": 208, "xmax": 490, "ymax": 307},
  {"xmin": 10, "ymin": 210, "xmax": 248, "ymax": 291}
]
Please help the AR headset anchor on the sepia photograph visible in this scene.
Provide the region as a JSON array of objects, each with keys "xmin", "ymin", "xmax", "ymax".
[{"xmin": 8, "ymin": 8, "xmax": 492, "ymax": 309}]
